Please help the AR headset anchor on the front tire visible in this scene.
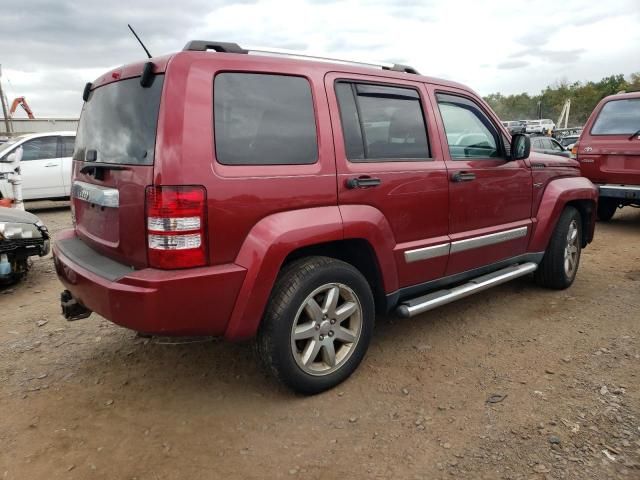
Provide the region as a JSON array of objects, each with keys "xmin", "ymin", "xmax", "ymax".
[
  {"xmin": 535, "ymin": 206, "xmax": 582, "ymax": 290},
  {"xmin": 257, "ymin": 256, "xmax": 375, "ymax": 395},
  {"xmin": 597, "ymin": 198, "xmax": 618, "ymax": 221}
]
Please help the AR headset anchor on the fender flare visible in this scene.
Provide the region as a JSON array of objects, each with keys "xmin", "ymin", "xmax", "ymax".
[
  {"xmin": 339, "ymin": 204, "xmax": 399, "ymax": 294},
  {"xmin": 223, "ymin": 205, "xmax": 400, "ymax": 340},
  {"xmin": 224, "ymin": 206, "xmax": 344, "ymax": 340},
  {"xmin": 529, "ymin": 177, "xmax": 598, "ymax": 252}
]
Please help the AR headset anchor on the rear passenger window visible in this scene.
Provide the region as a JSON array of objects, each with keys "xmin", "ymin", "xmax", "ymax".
[
  {"xmin": 20, "ymin": 137, "xmax": 58, "ymax": 161},
  {"xmin": 214, "ymin": 73, "xmax": 318, "ymax": 165},
  {"xmin": 437, "ymin": 93, "xmax": 501, "ymax": 159},
  {"xmin": 335, "ymin": 81, "xmax": 430, "ymax": 161}
]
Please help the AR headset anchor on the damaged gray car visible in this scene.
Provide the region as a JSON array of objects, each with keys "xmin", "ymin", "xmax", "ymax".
[{"xmin": 0, "ymin": 207, "xmax": 50, "ymax": 284}]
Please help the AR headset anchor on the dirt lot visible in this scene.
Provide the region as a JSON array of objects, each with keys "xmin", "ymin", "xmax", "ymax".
[{"xmin": 1, "ymin": 202, "xmax": 639, "ymax": 480}]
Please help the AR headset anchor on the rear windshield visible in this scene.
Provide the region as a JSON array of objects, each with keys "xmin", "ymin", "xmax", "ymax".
[
  {"xmin": 74, "ymin": 75, "xmax": 164, "ymax": 165},
  {"xmin": 591, "ymin": 98, "xmax": 640, "ymax": 135},
  {"xmin": 560, "ymin": 136, "xmax": 578, "ymax": 146}
]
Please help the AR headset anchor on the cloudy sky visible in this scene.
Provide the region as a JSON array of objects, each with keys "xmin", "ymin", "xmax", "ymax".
[{"xmin": 2, "ymin": 0, "xmax": 639, "ymax": 118}]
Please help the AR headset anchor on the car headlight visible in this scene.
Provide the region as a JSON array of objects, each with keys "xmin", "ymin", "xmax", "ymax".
[{"xmin": 0, "ymin": 222, "xmax": 43, "ymax": 240}]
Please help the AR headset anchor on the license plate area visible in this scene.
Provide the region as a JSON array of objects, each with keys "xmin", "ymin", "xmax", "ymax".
[{"xmin": 72, "ymin": 181, "xmax": 120, "ymax": 246}]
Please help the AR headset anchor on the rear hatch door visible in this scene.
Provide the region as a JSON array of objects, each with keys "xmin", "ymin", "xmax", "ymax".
[
  {"xmin": 580, "ymin": 97, "xmax": 640, "ymax": 184},
  {"xmin": 71, "ymin": 74, "xmax": 164, "ymax": 268}
]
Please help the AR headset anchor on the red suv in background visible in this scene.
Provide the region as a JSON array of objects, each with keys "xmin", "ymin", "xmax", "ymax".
[
  {"xmin": 576, "ymin": 91, "xmax": 640, "ymax": 220},
  {"xmin": 53, "ymin": 41, "xmax": 598, "ymax": 393}
]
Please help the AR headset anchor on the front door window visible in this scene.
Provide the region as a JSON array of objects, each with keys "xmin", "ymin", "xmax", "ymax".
[{"xmin": 436, "ymin": 94, "xmax": 501, "ymax": 159}]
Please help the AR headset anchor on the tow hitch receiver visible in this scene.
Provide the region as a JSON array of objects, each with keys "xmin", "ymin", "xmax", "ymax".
[{"xmin": 61, "ymin": 290, "xmax": 92, "ymax": 320}]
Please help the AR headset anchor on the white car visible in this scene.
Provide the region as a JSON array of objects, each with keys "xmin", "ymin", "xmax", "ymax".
[
  {"xmin": 0, "ymin": 131, "xmax": 75, "ymax": 201},
  {"xmin": 526, "ymin": 119, "xmax": 555, "ymax": 134}
]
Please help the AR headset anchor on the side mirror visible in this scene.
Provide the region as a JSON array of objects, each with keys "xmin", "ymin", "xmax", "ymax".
[
  {"xmin": 1, "ymin": 152, "xmax": 16, "ymax": 164},
  {"xmin": 1, "ymin": 146, "xmax": 23, "ymax": 164},
  {"xmin": 510, "ymin": 134, "xmax": 530, "ymax": 161}
]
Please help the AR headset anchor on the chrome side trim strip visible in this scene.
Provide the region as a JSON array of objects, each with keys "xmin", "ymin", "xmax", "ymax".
[
  {"xmin": 404, "ymin": 243, "xmax": 451, "ymax": 263},
  {"xmin": 404, "ymin": 226, "xmax": 528, "ymax": 264},
  {"xmin": 450, "ymin": 226, "xmax": 528, "ymax": 254},
  {"xmin": 599, "ymin": 184, "xmax": 640, "ymax": 192},
  {"xmin": 71, "ymin": 181, "xmax": 119, "ymax": 208}
]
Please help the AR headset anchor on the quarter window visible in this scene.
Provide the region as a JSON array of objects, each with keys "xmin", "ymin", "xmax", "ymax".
[
  {"xmin": 214, "ymin": 73, "xmax": 318, "ymax": 166},
  {"xmin": 20, "ymin": 137, "xmax": 58, "ymax": 161},
  {"xmin": 436, "ymin": 94, "xmax": 501, "ymax": 159},
  {"xmin": 335, "ymin": 82, "xmax": 430, "ymax": 161}
]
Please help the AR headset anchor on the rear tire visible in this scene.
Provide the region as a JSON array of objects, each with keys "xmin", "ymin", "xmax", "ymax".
[
  {"xmin": 597, "ymin": 198, "xmax": 618, "ymax": 221},
  {"xmin": 535, "ymin": 206, "xmax": 582, "ymax": 290},
  {"xmin": 257, "ymin": 256, "xmax": 375, "ymax": 395}
]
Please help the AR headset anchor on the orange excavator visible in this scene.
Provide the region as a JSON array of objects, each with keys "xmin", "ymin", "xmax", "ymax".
[{"xmin": 9, "ymin": 97, "xmax": 34, "ymax": 119}]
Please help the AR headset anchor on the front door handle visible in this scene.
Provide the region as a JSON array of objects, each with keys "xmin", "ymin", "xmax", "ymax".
[
  {"xmin": 44, "ymin": 163, "xmax": 59, "ymax": 167},
  {"xmin": 451, "ymin": 171, "xmax": 476, "ymax": 183},
  {"xmin": 346, "ymin": 176, "xmax": 382, "ymax": 189}
]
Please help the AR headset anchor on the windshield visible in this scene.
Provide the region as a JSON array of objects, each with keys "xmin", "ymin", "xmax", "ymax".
[
  {"xmin": 591, "ymin": 98, "xmax": 640, "ymax": 135},
  {"xmin": 74, "ymin": 75, "xmax": 164, "ymax": 165},
  {"xmin": 0, "ymin": 135, "xmax": 27, "ymax": 158}
]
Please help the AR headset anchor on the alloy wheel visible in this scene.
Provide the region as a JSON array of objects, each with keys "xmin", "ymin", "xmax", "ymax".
[
  {"xmin": 290, "ymin": 283, "xmax": 363, "ymax": 376},
  {"xmin": 564, "ymin": 219, "xmax": 579, "ymax": 277}
]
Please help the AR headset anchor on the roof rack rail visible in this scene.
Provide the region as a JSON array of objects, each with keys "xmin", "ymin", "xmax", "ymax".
[
  {"xmin": 384, "ymin": 63, "xmax": 420, "ymax": 74},
  {"xmin": 182, "ymin": 41, "xmax": 419, "ymax": 74},
  {"xmin": 183, "ymin": 40, "xmax": 247, "ymax": 54}
]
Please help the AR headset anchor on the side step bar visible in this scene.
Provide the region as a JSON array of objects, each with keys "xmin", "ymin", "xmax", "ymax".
[{"xmin": 396, "ymin": 262, "xmax": 538, "ymax": 318}]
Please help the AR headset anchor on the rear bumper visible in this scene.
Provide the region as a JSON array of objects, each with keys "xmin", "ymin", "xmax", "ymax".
[
  {"xmin": 53, "ymin": 229, "xmax": 246, "ymax": 336},
  {"xmin": 598, "ymin": 184, "xmax": 640, "ymax": 201}
]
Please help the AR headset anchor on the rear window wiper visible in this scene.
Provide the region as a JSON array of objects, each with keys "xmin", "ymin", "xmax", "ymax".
[{"xmin": 629, "ymin": 128, "xmax": 640, "ymax": 140}]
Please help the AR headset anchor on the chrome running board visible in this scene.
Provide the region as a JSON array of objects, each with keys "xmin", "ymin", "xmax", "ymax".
[{"xmin": 396, "ymin": 262, "xmax": 538, "ymax": 318}]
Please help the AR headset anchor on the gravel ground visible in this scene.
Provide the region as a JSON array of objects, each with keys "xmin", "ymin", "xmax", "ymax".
[{"xmin": 1, "ymin": 201, "xmax": 639, "ymax": 479}]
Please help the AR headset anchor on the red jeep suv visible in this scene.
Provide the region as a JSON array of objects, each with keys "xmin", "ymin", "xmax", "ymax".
[
  {"xmin": 54, "ymin": 41, "xmax": 598, "ymax": 393},
  {"xmin": 575, "ymin": 91, "xmax": 640, "ymax": 221}
]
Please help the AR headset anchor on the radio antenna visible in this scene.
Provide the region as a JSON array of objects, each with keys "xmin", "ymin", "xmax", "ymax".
[{"xmin": 128, "ymin": 24, "xmax": 152, "ymax": 59}]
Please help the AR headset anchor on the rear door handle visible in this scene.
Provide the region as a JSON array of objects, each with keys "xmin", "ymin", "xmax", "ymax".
[
  {"xmin": 346, "ymin": 176, "xmax": 382, "ymax": 189},
  {"xmin": 44, "ymin": 163, "xmax": 59, "ymax": 167},
  {"xmin": 451, "ymin": 171, "xmax": 476, "ymax": 183}
]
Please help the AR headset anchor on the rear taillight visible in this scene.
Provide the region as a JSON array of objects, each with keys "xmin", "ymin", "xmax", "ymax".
[
  {"xmin": 571, "ymin": 142, "xmax": 579, "ymax": 157},
  {"xmin": 145, "ymin": 185, "xmax": 207, "ymax": 269}
]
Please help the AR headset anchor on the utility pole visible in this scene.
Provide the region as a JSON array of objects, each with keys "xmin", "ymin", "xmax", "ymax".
[
  {"xmin": 536, "ymin": 100, "xmax": 542, "ymax": 120},
  {"xmin": 556, "ymin": 99, "xmax": 571, "ymax": 130},
  {"xmin": 0, "ymin": 65, "xmax": 13, "ymax": 136}
]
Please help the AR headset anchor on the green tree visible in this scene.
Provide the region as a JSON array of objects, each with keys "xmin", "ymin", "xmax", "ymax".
[{"xmin": 484, "ymin": 73, "xmax": 640, "ymax": 127}]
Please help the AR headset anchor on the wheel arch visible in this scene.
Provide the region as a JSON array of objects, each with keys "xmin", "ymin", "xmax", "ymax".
[
  {"xmin": 529, "ymin": 177, "xmax": 598, "ymax": 252},
  {"xmin": 566, "ymin": 198, "xmax": 596, "ymax": 247},
  {"xmin": 282, "ymin": 238, "xmax": 387, "ymax": 314},
  {"xmin": 224, "ymin": 206, "xmax": 398, "ymax": 341}
]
